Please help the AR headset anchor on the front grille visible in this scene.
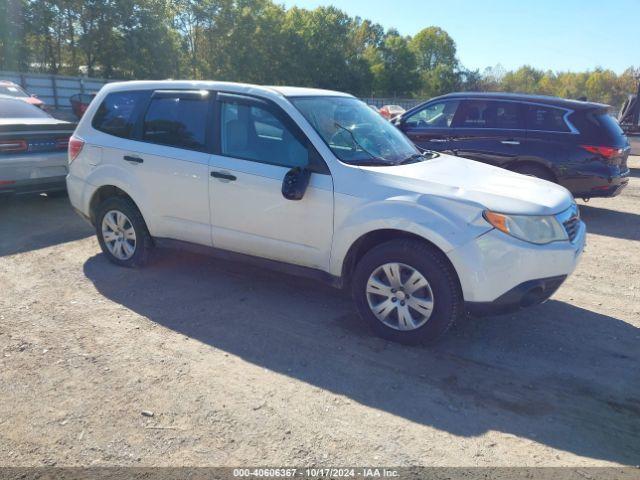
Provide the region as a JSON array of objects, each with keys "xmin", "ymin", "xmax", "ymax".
[{"xmin": 563, "ymin": 216, "xmax": 580, "ymax": 242}]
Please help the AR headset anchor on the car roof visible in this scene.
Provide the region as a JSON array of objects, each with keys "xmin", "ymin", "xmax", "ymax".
[
  {"xmin": 428, "ymin": 91, "xmax": 610, "ymax": 110},
  {"xmin": 99, "ymin": 80, "xmax": 353, "ymax": 100}
]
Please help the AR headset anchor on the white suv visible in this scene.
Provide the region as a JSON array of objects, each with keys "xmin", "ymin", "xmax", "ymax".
[{"xmin": 67, "ymin": 81, "xmax": 586, "ymax": 344}]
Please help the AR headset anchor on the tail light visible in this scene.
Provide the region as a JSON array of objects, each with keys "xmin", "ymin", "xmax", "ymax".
[
  {"xmin": 580, "ymin": 145, "xmax": 622, "ymax": 160},
  {"xmin": 68, "ymin": 135, "xmax": 85, "ymax": 163},
  {"xmin": 0, "ymin": 139, "xmax": 28, "ymax": 153},
  {"xmin": 56, "ymin": 137, "xmax": 70, "ymax": 150}
]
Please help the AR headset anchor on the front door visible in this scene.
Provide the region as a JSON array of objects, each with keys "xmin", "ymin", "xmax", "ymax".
[{"xmin": 208, "ymin": 93, "xmax": 334, "ymax": 269}]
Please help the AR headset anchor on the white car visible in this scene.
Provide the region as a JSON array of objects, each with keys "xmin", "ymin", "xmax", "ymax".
[{"xmin": 66, "ymin": 81, "xmax": 586, "ymax": 344}]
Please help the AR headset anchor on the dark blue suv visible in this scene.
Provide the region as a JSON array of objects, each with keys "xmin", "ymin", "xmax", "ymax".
[{"xmin": 394, "ymin": 92, "xmax": 630, "ymax": 199}]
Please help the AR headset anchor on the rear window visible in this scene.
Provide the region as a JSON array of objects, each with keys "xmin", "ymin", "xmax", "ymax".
[
  {"xmin": 0, "ymin": 84, "xmax": 28, "ymax": 98},
  {"xmin": 92, "ymin": 91, "xmax": 149, "ymax": 139},
  {"xmin": 142, "ymin": 94, "xmax": 209, "ymax": 151},
  {"xmin": 570, "ymin": 109, "xmax": 626, "ymax": 144},
  {"xmin": 526, "ymin": 105, "xmax": 570, "ymax": 132},
  {"xmin": 0, "ymin": 98, "xmax": 50, "ymax": 118}
]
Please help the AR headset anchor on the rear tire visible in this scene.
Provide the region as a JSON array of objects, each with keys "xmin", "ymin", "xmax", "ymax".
[
  {"xmin": 510, "ymin": 163, "xmax": 555, "ymax": 182},
  {"xmin": 351, "ymin": 239, "xmax": 463, "ymax": 345},
  {"xmin": 95, "ymin": 196, "xmax": 151, "ymax": 268}
]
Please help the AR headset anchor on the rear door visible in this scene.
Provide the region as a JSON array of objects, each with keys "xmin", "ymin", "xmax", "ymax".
[
  {"xmin": 399, "ymin": 99, "xmax": 459, "ymax": 153},
  {"xmin": 450, "ymin": 99, "xmax": 526, "ymax": 167},
  {"xmin": 523, "ymin": 103, "xmax": 573, "ymax": 174},
  {"xmin": 96, "ymin": 90, "xmax": 213, "ymax": 246}
]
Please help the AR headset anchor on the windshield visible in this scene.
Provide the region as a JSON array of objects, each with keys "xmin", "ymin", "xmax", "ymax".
[
  {"xmin": 290, "ymin": 96, "xmax": 419, "ymax": 165},
  {"xmin": 0, "ymin": 84, "xmax": 29, "ymax": 98}
]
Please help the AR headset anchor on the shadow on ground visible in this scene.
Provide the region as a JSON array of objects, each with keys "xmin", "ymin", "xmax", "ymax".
[
  {"xmin": 84, "ymin": 250, "xmax": 640, "ymax": 465},
  {"xmin": 579, "ymin": 204, "xmax": 640, "ymax": 241},
  {"xmin": 0, "ymin": 194, "xmax": 93, "ymax": 256}
]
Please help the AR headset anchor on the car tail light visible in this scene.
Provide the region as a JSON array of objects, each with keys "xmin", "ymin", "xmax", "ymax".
[
  {"xmin": 0, "ymin": 139, "xmax": 28, "ymax": 153},
  {"xmin": 580, "ymin": 145, "xmax": 622, "ymax": 160},
  {"xmin": 68, "ymin": 135, "xmax": 85, "ymax": 163},
  {"xmin": 56, "ymin": 137, "xmax": 70, "ymax": 150}
]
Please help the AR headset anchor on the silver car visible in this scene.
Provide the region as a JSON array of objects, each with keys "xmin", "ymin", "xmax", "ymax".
[{"xmin": 0, "ymin": 96, "xmax": 75, "ymax": 196}]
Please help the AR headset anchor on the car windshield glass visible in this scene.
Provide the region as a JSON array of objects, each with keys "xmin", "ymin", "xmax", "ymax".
[
  {"xmin": 290, "ymin": 96, "xmax": 419, "ymax": 165},
  {"xmin": 0, "ymin": 98, "xmax": 50, "ymax": 118},
  {"xmin": 0, "ymin": 85, "xmax": 29, "ymax": 98}
]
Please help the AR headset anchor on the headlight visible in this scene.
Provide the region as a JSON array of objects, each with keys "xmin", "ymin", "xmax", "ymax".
[{"xmin": 483, "ymin": 210, "xmax": 568, "ymax": 244}]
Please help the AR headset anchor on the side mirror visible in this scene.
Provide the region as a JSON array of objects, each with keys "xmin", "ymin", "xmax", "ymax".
[{"xmin": 282, "ymin": 167, "xmax": 311, "ymax": 201}]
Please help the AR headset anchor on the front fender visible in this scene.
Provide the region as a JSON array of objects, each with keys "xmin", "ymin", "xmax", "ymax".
[{"xmin": 329, "ymin": 193, "xmax": 492, "ymax": 277}]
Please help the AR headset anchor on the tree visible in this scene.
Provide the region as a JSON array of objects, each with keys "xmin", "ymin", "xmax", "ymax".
[
  {"xmin": 409, "ymin": 27, "xmax": 459, "ymax": 97},
  {"xmin": 367, "ymin": 31, "xmax": 418, "ymax": 97}
]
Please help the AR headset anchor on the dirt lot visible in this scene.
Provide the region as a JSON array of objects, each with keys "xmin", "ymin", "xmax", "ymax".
[{"xmin": 1, "ymin": 158, "xmax": 639, "ymax": 468}]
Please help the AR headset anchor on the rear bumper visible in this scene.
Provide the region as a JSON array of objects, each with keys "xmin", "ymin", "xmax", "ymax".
[
  {"xmin": 466, "ymin": 275, "xmax": 567, "ymax": 316},
  {"xmin": 0, "ymin": 176, "xmax": 66, "ymax": 194},
  {"xmin": 560, "ymin": 163, "xmax": 630, "ymax": 198},
  {"xmin": 0, "ymin": 151, "xmax": 68, "ymax": 194},
  {"xmin": 66, "ymin": 173, "xmax": 96, "ymax": 223}
]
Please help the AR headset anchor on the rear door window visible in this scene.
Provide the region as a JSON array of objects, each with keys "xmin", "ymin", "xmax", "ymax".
[
  {"xmin": 92, "ymin": 91, "xmax": 149, "ymax": 139},
  {"xmin": 525, "ymin": 105, "xmax": 570, "ymax": 132},
  {"xmin": 142, "ymin": 93, "xmax": 210, "ymax": 151},
  {"xmin": 494, "ymin": 101, "xmax": 523, "ymax": 129},
  {"xmin": 404, "ymin": 100, "xmax": 459, "ymax": 128}
]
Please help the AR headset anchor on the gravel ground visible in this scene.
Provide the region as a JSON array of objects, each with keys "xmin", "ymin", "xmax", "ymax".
[{"xmin": 0, "ymin": 158, "xmax": 638, "ymax": 467}]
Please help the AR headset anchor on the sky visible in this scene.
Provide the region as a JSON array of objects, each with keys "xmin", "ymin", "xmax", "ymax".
[{"xmin": 279, "ymin": 0, "xmax": 638, "ymax": 74}]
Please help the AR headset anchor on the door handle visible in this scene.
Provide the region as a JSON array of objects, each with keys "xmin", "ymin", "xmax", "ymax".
[
  {"xmin": 210, "ymin": 171, "xmax": 237, "ymax": 182},
  {"xmin": 500, "ymin": 140, "xmax": 520, "ymax": 145},
  {"xmin": 429, "ymin": 138, "xmax": 448, "ymax": 143},
  {"xmin": 123, "ymin": 155, "xmax": 144, "ymax": 164}
]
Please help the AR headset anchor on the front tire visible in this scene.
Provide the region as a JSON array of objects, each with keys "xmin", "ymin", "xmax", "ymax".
[
  {"xmin": 95, "ymin": 196, "xmax": 151, "ymax": 268},
  {"xmin": 352, "ymin": 239, "xmax": 463, "ymax": 344}
]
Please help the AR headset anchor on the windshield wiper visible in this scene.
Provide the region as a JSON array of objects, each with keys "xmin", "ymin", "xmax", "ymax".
[
  {"xmin": 396, "ymin": 151, "xmax": 440, "ymax": 165},
  {"xmin": 334, "ymin": 122, "xmax": 391, "ymax": 165}
]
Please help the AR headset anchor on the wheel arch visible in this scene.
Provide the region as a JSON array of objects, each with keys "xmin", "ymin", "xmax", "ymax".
[
  {"xmin": 89, "ymin": 185, "xmax": 142, "ymax": 226},
  {"xmin": 340, "ymin": 229, "xmax": 462, "ymax": 291}
]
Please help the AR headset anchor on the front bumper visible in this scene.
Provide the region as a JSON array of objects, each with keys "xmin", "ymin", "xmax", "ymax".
[
  {"xmin": 466, "ymin": 275, "xmax": 567, "ymax": 316},
  {"xmin": 447, "ymin": 219, "xmax": 586, "ymax": 306}
]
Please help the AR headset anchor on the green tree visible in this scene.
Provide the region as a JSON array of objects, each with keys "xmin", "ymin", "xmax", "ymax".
[
  {"xmin": 367, "ymin": 30, "xmax": 418, "ymax": 97},
  {"xmin": 410, "ymin": 26, "xmax": 459, "ymax": 97}
]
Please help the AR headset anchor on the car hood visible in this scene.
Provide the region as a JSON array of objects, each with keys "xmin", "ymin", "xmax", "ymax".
[{"xmin": 360, "ymin": 154, "xmax": 574, "ymax": 216}]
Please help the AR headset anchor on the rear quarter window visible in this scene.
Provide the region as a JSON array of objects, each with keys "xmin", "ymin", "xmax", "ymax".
[{"xmin": 92, "ymin": 91, "xmax": 149, "ymax": 139}]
